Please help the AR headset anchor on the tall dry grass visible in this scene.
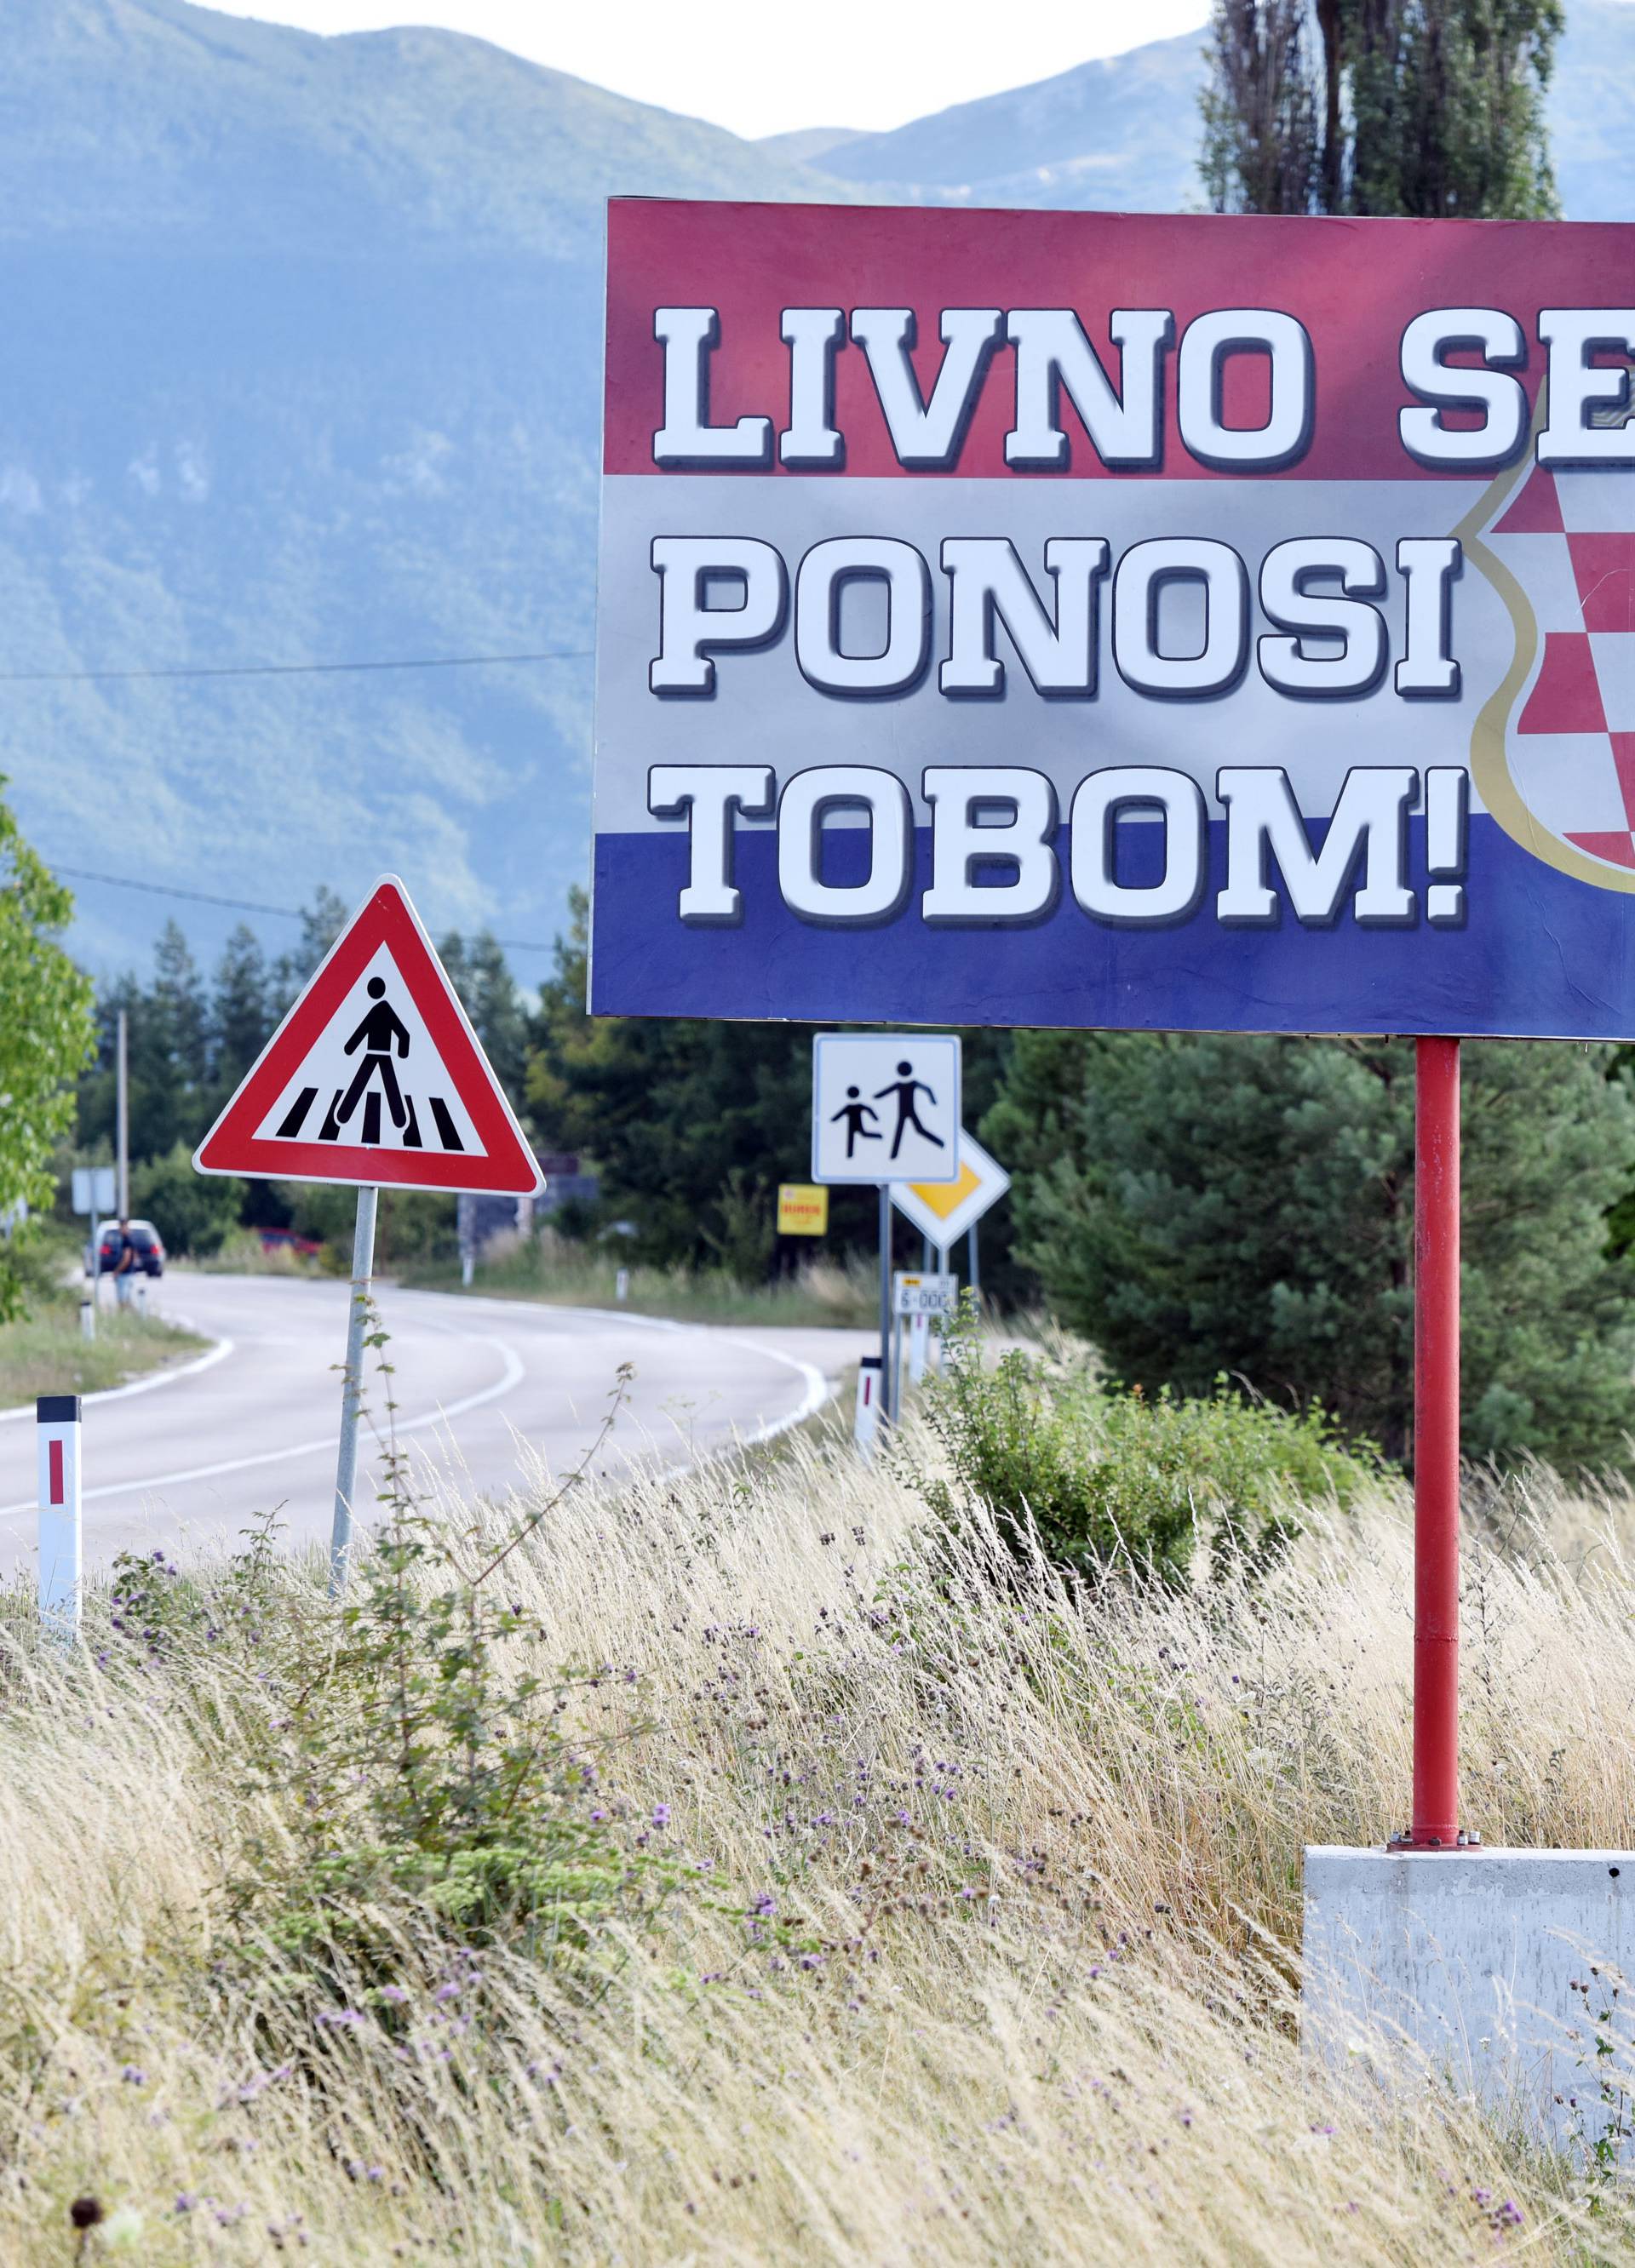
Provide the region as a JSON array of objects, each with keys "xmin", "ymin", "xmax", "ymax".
[{"xmin": 3, "ymin": 1415, "xmax": 1635, "ymax": 2260}]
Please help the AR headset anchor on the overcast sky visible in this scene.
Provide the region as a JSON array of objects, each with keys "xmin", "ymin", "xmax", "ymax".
[{"xmin": 204, "ymin": 0, "xmax": 1213, "ymax": 139}]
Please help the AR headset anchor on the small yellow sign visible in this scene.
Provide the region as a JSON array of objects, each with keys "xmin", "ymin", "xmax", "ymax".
[{"xmin": 777, "ymin": 1183, "xmax": 829, "ymax": 1236}]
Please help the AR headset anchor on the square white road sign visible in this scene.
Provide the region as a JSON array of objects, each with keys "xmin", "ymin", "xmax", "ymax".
[
  {"xmin": 894, "ymin": 1271, "xmax": 958, "ymax": 1317},
  {"xmin": 812, "ymin": 1034, "xmax": 961, "ymax": 1184}
]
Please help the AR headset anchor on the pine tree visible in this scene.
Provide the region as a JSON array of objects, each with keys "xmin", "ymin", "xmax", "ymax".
[
  {"xmin": 985, "ymin": 1032, "xmax": 1635, "ymax": 1470},
  {"xmin": 152, "ymin": 919, "xmax": 209, "ymax": 1089},
  {"xmin": 1201, "ymin": 0, "xmax": 1563, "ymax": 217},
  {"xmin": 270, "ymin": 885, "xmax": 348, "ymax": 1010},
  {"xmin": 210, "ymin": 923, "xmax": 272, "ymax": 1089},
  {"xmin": 438, "ymin": 929, "xmax": 529, "ymax": 1100}
]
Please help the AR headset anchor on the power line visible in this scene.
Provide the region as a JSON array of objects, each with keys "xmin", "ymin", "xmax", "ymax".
[
  {"xmin": 49, "ymin": 864, "xmax": 558, "ymax": 956},
  {"xmin": 0, "ymin": 647, "xmax": 594, "ymax": 684}
]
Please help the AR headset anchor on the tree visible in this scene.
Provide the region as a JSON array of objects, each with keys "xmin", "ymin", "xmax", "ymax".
[
  {"xmin": 438, "ymin": 929, "xmax": 529, "ymax": 1100},
  {"xmin": 131, "ymin": 1143, "xmax": 244, "ymax": 1258},
  {"xmin": 152, "ymin": 920, "xmax": 209, "ymax": 1089},
  {"xmin": 210, "ymin": 924, "xmax": 273, "ymax": 1091},
  {"xmin": 1202, "ymin": 0, "xmax": 1563, "ymax": 217},
  {"xmin": 270, "ymin": 885, "xmax": 348, "ymax": 1012},
  {"xmin": 985, "ymin": 1032, "xmax": 1635, "ymax": 1469},
  {"xmin": 0, "ymin": 787, "xmax": 95, "ymax": 1314}
]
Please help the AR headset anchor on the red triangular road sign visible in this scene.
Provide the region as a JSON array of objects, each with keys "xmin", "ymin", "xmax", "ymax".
[{"xmin": 194, "ymin": 875, "xmax": 542, "ymax": 1195}]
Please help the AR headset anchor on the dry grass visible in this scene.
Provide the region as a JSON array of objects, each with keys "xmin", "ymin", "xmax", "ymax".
[
  {"xmin": 0, "ymin": 1296, "xmax": 204, "ymax": 1409},
  {"xmin": 3, "ymin": 1417, "xmax": 1635, "ymax": 2261}
]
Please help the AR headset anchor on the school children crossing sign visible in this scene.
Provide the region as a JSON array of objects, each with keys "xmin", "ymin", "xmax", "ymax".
[
  {"xmin": 194, "ymin": 877, "xmax": 542, "ymax": 1195},
  {"xmin": 812, "ymin": 1034, "xmax": 961, "ymax": 1183}
]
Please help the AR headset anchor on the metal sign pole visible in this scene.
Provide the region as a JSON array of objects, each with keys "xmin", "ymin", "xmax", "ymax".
[
  {"xmin": 116, "ymin": 1008, "xmax": 129, "ymax": 1220},
  {"xmin": 330, "ymin": 1183, "xmax": 379, "ymax": 1594},
  {"xmin": 877, "ymin": 1183, "xmax": 892, "ymax": 1425},
  {"xmin": 1399, "ymin": 1035, "xmax": 1465, "ymax": 1849}
]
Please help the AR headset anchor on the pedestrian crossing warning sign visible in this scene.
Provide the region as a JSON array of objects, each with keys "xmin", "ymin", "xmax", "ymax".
[{"xmin": 193, "ymin": 875, "xmax": 542, "ymax": 1195}]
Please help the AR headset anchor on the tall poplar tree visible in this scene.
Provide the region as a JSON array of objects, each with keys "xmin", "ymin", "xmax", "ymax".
[{"xmin": 1201, "ymin": 0, "xmax": 1563, "ymax": 218}]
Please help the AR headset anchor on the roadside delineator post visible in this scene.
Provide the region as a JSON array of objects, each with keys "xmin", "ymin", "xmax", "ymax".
[
  {"xmin": 854, "ymin": 1355, "xmax": 882, "ymax": 1457},
  {"xmin": 330, "ymin": 1185, "xmax": 378, "ymax": 1596},
  {"xmin": 1390, "ymin": 1035, "xmax": 1474, "ymax": 1851},
  {"xmin": 37, "ymin": 1395, "xmax": 82, "ymax": 1641}
]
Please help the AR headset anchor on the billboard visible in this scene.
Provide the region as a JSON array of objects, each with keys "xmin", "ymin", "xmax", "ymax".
[{"xmin": 592, "ymin": 201, "xmax": 1635, "ymax": 1038}]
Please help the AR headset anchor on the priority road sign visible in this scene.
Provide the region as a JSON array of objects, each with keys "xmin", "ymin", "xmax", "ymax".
[
  {"xmin": 194, "ymin": 876, "xmax": 542, "ymax": 1196},
  {"xmin": 892, "ymin": 1131, "xmax": 1012, "ymax": 1255},
  {"xmin": 812, "ymin": 1034, "xmax": 960, "ymax": 1185}
]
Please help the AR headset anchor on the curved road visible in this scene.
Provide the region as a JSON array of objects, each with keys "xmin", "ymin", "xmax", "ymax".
[{"xmin": 0, "ymin": 1274, "xmax": 874, "ymax": 1578}]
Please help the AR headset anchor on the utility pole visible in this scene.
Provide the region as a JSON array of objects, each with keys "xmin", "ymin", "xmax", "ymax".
[{"xmin": 116, "ymin": 1009, "xmax": 129, "ymax": 1220}]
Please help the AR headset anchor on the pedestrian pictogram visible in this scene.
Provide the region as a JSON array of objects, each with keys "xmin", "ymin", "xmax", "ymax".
[
  {"xmin": 876, "ymin": 1061, "xmax": 946, "ymax": 1161},
  {"xmin": 194, "ymin": 876, "xmax": 542, "ymax": 1195},
  {"xmin": 811, "ymin": 1034, "xmax": 961, "ymax": 1186}
]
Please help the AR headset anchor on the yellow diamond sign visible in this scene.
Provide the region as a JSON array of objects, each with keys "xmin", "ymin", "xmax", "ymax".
[{"xmin": 893, "ymin": 1132, "xmax": 1010, "ymax": 1252}]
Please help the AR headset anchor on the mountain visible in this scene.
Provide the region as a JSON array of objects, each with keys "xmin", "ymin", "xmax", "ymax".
[
  {"xmin": 3, "ymin": 0, "xmax": 1632, "ymax": 977},
  {"xmin": 0, "ymin": 0, "xmax": 845, "ymax": 975},
  {"xmin": 795, "ymin": 32, "xmax": 1209, "ymax": 213}
]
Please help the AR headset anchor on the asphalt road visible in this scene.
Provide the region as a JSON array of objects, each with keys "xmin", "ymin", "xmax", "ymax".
[{"xmin": 0, "ymin": 1274, "xmax": 875, "ymax": 1578}]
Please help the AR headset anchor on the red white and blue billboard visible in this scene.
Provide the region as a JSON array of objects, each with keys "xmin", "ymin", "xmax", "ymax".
[{"xmin": 592, "ymin": 201, "xmax": 1635, "ymax": 1037}]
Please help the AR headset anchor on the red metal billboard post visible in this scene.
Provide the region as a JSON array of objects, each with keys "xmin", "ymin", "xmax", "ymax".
[{"xmin": 1391, "ymin": 1036, "xmax": 1474, "ymax": 1851}]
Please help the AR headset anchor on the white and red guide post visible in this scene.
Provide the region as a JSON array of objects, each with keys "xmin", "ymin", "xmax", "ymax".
[
  {"xmin": 36, "ymin": 1393, "xmax": 81, "ymax": 1640},
  {"xmin": 194, "ymin": 876, "xmax": 542, "ymax": 1588}
]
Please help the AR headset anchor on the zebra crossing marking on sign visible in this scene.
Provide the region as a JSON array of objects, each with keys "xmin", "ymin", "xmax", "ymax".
[{"xmin": 192, "ymin": 875, "xmax": 542, "ymax": 1195}]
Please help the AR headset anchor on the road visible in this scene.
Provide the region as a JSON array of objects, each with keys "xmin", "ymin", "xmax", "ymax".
[{"xmin": 0, "ymin": 1274, "xmax": 875, "ymax": 1578}]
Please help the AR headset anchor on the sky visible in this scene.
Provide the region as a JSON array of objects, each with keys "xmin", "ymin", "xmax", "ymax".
[{"xmin": 204, "ymin": 0, "xmax": 1213, "ymax": 139}]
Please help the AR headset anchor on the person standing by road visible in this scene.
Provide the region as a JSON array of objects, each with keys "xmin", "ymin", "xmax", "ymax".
[{"xmin": 112, "ymin": 1217, "xmax": 139, "ymax": 1309}]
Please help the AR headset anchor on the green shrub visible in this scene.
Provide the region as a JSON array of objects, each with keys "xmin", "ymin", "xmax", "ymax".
[
  {"xmin": 130, "ymin": 1140, "xmax": 244, "ymax": 1256},
  {"xmin": 919, "ymin": 1310, "xmax": 1375, "ymax": 1585},
  {"xmin": 159, "ymin": 1322, "xmax": 677, "ymax": 1988}
]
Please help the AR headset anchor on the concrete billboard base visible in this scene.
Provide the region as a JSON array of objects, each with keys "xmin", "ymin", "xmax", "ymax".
[{"xmin": 1303, "ymin": 1846, "xmax": 1635, "ymax": 2149}]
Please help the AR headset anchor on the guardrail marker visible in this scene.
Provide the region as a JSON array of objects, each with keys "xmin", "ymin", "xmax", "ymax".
[
  {"xmin": 853, "ymin": 1356, "xmax": 882, "ymax": 1458},
  {"xmin": 37, "ymin": 1394, "xmax": 82, "ymax": 1641}
]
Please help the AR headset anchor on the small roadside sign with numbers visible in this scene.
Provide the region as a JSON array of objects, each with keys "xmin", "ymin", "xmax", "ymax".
[
  {"xmin": 894, "ymin": 1271, "xmax": 958, "ymax": 1318},
  {"xmin": 812, "ymin": 1034, "xmax": 960, "ymax": 1184},
  {"xmin": 892, "ymin": 1131, "xmax": 1012, "ymax": 1254}
]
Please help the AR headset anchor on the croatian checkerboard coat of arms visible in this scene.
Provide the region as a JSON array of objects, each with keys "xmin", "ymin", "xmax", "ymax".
[{"xmin": 1466, "ymin": 384, "xmax": 1635, "ymax": 885}]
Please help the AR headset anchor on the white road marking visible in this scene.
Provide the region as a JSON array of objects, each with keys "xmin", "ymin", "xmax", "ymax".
[{"xmin": 0, "ymin": 1337, "xmax": 525, "ymax": 1518}]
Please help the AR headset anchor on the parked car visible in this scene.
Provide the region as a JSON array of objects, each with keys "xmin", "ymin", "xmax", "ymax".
[{"xmin": 95, "ymin": 1219, "xmax": 166, "ymax": 1279}]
